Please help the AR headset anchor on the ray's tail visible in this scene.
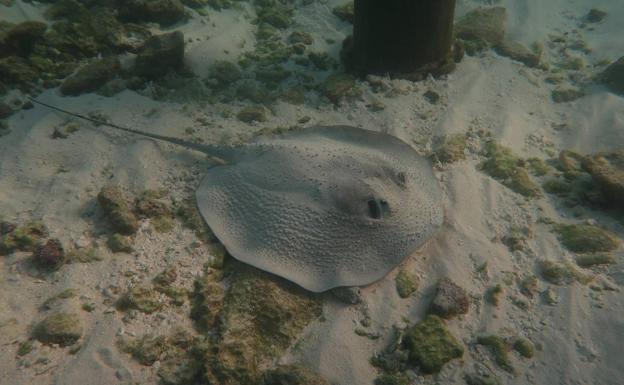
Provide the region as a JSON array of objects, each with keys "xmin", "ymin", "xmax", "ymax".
[{"xmin": 28, "ymin": 97, "xmax": 234, "ymax": 162}]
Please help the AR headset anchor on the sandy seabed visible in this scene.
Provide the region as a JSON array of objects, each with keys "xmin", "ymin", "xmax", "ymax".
[{"xmin": 1, "ymin": 0, "xmax": 623, "ymax": 384}]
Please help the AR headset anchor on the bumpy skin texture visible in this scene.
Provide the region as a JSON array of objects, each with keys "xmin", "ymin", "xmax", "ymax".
[{"xmin": 196, "ymin": 126, "xmax": 443, "ymax": 292}]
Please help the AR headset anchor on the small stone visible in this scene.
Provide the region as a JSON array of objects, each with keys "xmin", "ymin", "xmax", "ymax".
[
  {"xmin": 33, "ymin": 239, "xmax": 65, "ymax": 271},
  {"xmin": 330, "ymin": 286, "xmax": 361, "ymax": 305},
  {"xmin": 133, "ymin": 31, "xmax": 185, "ymax": 80},
  {"xmin": 237, "ymin": 105, "xmax": 268, "ymax": 123},
  {"xmin": 429, "ymin": 277, "xmax": 470, "ymax": 319},
  {"xmin": 495, "ymin": 40, "xmax": 541, "ymax": 67},
  {"xmin": 34, "ymin": 312, "xmax": 82, "ymax": 346}
]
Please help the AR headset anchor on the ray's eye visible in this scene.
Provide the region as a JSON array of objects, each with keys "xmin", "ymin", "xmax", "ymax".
[{"xmin": 367, "ymin": 198, "xmax": 390, "ymax": 219}]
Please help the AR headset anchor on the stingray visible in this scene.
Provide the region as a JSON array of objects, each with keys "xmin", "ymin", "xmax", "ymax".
[{"xmin": 30, "ymin": 98, "xmax": 443, "ymax": 292}]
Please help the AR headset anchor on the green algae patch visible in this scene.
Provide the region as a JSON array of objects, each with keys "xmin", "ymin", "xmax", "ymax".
[
  {"xmin": 67, "ymin": 247, "xmax": 102, "ymax": 263},
  {"xmin": 119, "ymin": 334, "xmax": 167, "ymax": 366},
  {"xmin": 513, "ymin": 338, "xmax": 534, "ymax": 358},
  {"xmin": 117, "ymin": 285, "xmax": 164, "ymax": 314},
  {"xmin": 455, "ymin": 7, "xmax": 507, "ymax": 55},
  {"xmin": 40, "ymin": 288, "xmax": 77, "ymax": 310},
  {"xmin": 17, "ymin": 340, "xmax": 34, "ymax": 356},
  {"xmin": 207, "ymin": 263, "xmax": 323, "ymax": 384},
  {"xmin": 153, "ymin": 266, "xmax": 187, "ymax": 306},
  {"xmin": 539, "ymin": 260, "xmax": 592, "ymax": 285},
  {"xmin": 190, "ymin": 271, "xmax": 224, "ymax": 332},
  {"xmin": 34, "ymin": 312, "xmax": 82, "ymax": 347},
  {"xmin": 107, "ymin": 233, "xmax": 133, "ymax": 253},
  {"xmin": 1, "ymin": 221, "xmax": 48, "ymax": 255},
  {"xmin": 476, "ymin": 335, "xmax": 513, "ymax": 373},
  {"xmin": 261, "ymin": 365, "xmax": 330, "ymax": 385},
  {"xmin": 374, "ymin": 372, "xmax": 410, "ymax": 385},
  {"xmin": 480, "ymin": 141, "xmax": 541, "ymax": 197},
  {"xmin": 395, "ymin": 269, "xmax": 418, "ymax": 298},
  {"xmin": 502, "ymin": 226, "xmax": 531, "ymax": 252},
  {"xmin": 434, "ymin": 134, "xmax": 468, "ymax": 163},
  {"xmin": 527, "ymin": 157, "xmax": 551, "ymax": 176},
  {"xmin": 554, "ymin": 224, "xmax": 619, "ymax": 253},
  {"xmin": 464, "ymin": 373, "xmax": 501, "ymax": 385},
  {"xmin": 486, "ymin": 284, "xmax": 503, "ymax": 307},
  {"xmin": 320, "ymin": 73, "xmax": 360, "ymax": 105},
  {"xmin": 576, "ymin": 254, "xmax": 616, "ymax": 268},
  {"xmin": 402, "ymin": 315, "xmax": 464, "ymax": 374}
]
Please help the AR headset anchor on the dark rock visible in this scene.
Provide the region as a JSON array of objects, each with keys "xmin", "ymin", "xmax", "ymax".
[
  {"xmin": 599, "ymin": 56, "xmax": 624, "ymax": 94},
  {"xmin": 330, "ymin": 286, "xmax": 361, "ymax": 304},
  {"xmin": 429, "ymin": 277, "xmax": 469, "ymax": 319},
  {"xmin": 118, "ymin": 0, "xmax": 187, "ymax": 27},
  {"xmin": 586, "ymin": 8, "xmax": 607, "ymax": 23},
  {"xmin": 33, "ymin": 239, "xmax": 66, "ymax": 270},
  {"xmin": 0, "ymin": 221, "xmax": 15, "ymax": 235},
  {"xmin": 133, "ymin": 31, "xmax": 185, "ymax": 80},
  {"xmin": 1, "ymin": 21, "xmax": 47, "ymax": 58},
  {"xmin": 60, "ymin": 57, "xmax": 121, "ymax": 96},
  {"xmin": 333, "ymin": 2, "xmax": 354, "ymax": 23}
]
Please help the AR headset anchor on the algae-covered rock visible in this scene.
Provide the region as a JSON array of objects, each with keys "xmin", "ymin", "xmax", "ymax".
[
  {"xmin": 403, "ymin": 315, "xmax": 463, "ymax": 374},
  {"xmin": 1, "ymin": 21, "xmax": 47, "ymax": 57},
  {"xmin": 582, "ymin": 150, "xmax": 624, "ymax": 207},
  {"xmin": 476, "ymin": 335, "xmax": 513, "ymax": 373},
  {"xmin": 320, "ymin": 73, "xmax": 359, "ymax": 105},
  {"xmin": 97, "ymin": 185, "xmax": 139, "ymax": 235},
  {"xmin": 135, "ymin": 189, "xmax": 172, "ymax": 218},
  {"xmin": 576, "ymin": 254, "xmax": 616, "ymax": 268},
  {"xmin": 434, "ymin": 134, "xmax": 468, "ymax": 163},
  {"xmin": 464, "ymin": 373, "xmax": 501, "ymax": 385},
  {"xmin": 554, "ymin": 223, "xmax": 619, "ymax": 253},
  {"xmin": 513, "ymin": 338, "xmax": 534, "ymax": 358},
  {"xmin": 586, "ymin": 8, "xmax": 607, "ymax": 23},
  {"xmin": 455, "ymin": 7, "xmax": 507, "ymax": 54},
  {"xmin": 256, "ymin": 2, "xmax": 293, "ymax": 29},
  {"xmin": 208, "ymin": 60, "xmax": 243, "ymax": 85},
  {"xmin": 119, "ymin": 334, "xmax": 167, "ymax": 366},
  {"xmin": 395, "ymin": 269, "xmax": 418, "ymax": 298},
  {"xmin": 332, "ymin": 2, "xmax": 354, "ymax": 23},
  {"xmin": 190, "ymin": 271, "xmax": 224, "ymax": 331},
  {"xmin": 429, "ymin": 277, "xmax": 469, "ymax": 319},
  {"xmin": 207, "ymin": 264, "xmax": 322, "ymax": 384},
  {"xmin": 552, "ymin": 87, "xmax": 585, "ymax": 103},
  {"xmin": 34, "ymin": 312, "xmax": 82, "ymax": 346},
  {"xmin": 261, "ymin": 365, "xmax": 330, "ymax": 385},
  {"xmin": 33, "ymin": 239, "xmax": 66, "ymax": 270},
  {"xmin": 118, "ymin": 0, "xmax": 187, "ymax": 27},
  {"xmin": 133, "ymin": 31, "xmax": 185, "ymax": 80},
  {"xmin": 60, "ymin": 57, "xmax": 120, "ymax": 96},
  {"xmin": 539, "ymin": 260, "xmax": 592, "ymax": 285},
  {"xmin": 237, "ymin": 105, "xmax": 268, "ymax": 123},
  {"xmin": 374, "ymin": 373, "xmax": 411, "ymax": 385},
  {"xmin": 117, "ymin": 285, "xmax": 164, "ymax": 314},
  {"xmin": 330, "ymin": 286, "xmax": 361, "ymax": 305},
  {"xmin": 495, "ymin": 40, "xmax": 540, "ymax": 67},
  {"xmin": 481, "ymin": 141, "xmax": 541, "ymax": 198},
  {"xmin": 107, "ymin": 233, "xmax": 133, "ymax": 253},
  {"xmin": 1, "ymin": 221, "xmax": 47, "ymax": 255},
  {"xmin": 289, "ymin": 31, "xmax": 313, "ymax": 46}
]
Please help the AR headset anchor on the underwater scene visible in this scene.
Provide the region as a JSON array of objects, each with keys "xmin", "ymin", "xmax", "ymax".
[{"xmin": 0, "ymin": 0, "xmax": 623, "ymax": 384}]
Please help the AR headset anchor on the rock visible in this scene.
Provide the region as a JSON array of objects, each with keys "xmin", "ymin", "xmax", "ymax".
[
  {"xmin": 576, "ymin": 254, "xmax": 615, "ymax": 268},
  {"xmin": 97, "ymin": 185, "xmax": 139, "ymax": 235},
  {"xmin": 455, "ymin": 7, "xmax": 507, "ymax": 53},
  {"xmin": 261, "ymin": 365, "xmax": 330, "ymax": 385},
  {"xmin": 117, "ymin": 286, "xmax": 164, "ymax": 314},
  {"xmin": 133, "ymin": 31, "xmax": 185, "ymax": 80},
  {"xmin": 118, "ymin": 0, "xmax": 187, "ymax": 27},
  {"xmin": 208, "ymin": 60, "xmax": 242, "ymax": 85},
  {"xmin": 34, "ymin": 312, "xmax": 82, "ymax": 346},
  {"xmin": 330, "ymin": 286, "xmax": 362, "ymax": 304},
  {"xmin": 423, "ymin": 90, "xmax": 440, "ymax": 104},
  {"xmin": 551, "ymin": 87, "xmax": 584, "ymax": 103},
  {"xmin": 429, "ymin": 277, "xmax": 470, "ymax": 319},
  {"xmin": 107, "ymin": 233, "xmax": 133, "ymax": 253},
  {"xmin": 586, "ymin": 8, "xmax": 607, "ymax": 23},
  {"xmin": 332, "ymin": 2, "xmax": 354, "ymax": 23},
  {"xmin": 599, "ymin": 56, "xmax": 624, "ymax": 95},
  {"xmin": 477, "ymin": 335, "xmax": 513, "ymax": 373},
  {"xmin": 33, "ymin": 239, "xmax": 66, "ymax": 270},
  {"xmin": 1, "ymin": 21, "xmax": 47, "ymax": 58},
  {"xmin": 0, "ymin": 101, "xmax": 14, "ymax": 119},
  {"xmin": 513, "ymin": 338, "xmax": 534, "ymax": 358},
  {"xmin": 554, "ymin": 223, "xmax": 619, "ymax": 253},
  {"xmin": 434, "ymin": 134, "xmax": 468, "ymax": 164},
  {"xmin": 237, "ymin": 105, "xmax": 268, "ymax": 123},
  {"xmin": 288, "ymin": 31, "xmax": 313, "ymax": 46},
  {"xmin": 60, "ymin": 57, "xmax": 121, "ymax": 96},
  {"xmin": 402, "ymin": 315, "xmax": 464, "ymax": 374},
  {"xmin": 495, "ymin": 40, "xmax": 541, "ymax": 67},
  {"xmin": 539, "ymin": 260, "xmax": 592, "ymax": 285},
  {"xmin": 582, "ymin": 150, "xmax": 624, "ymax": 207},
  {"xmin": 119, "ymin": 334, "xmax": 167, "ymax": 366}
]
